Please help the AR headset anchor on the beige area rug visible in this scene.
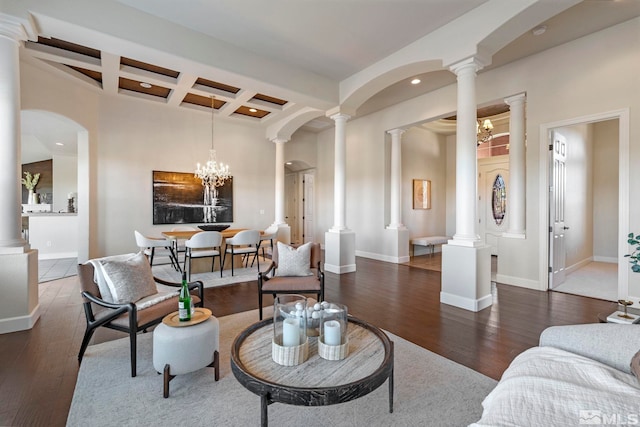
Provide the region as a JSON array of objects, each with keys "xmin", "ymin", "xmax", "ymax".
[
  {"xmin": 67, "ymin": 309, "xmax": 496, "ymax": 427},
  {"xmin": 151, "ymin": 256, "xmax": 269, "ymax": 288}
]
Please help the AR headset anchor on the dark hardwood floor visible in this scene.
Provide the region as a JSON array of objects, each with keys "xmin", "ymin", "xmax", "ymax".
[{"xmin": 0, "ymin": 256, "xmax": 617, "ymax": 426}]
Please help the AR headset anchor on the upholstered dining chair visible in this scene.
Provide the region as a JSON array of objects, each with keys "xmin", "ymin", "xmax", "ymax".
[
  {"xmin": 257, "ymin": 242, "xmax": 324, "ymax": 320},
  {"xmin": 184, "ymin": 231, "xmax": 223, "ymax": 280},
  {"xmin": 134, "ymin": 230, "xmax": 180, "ymax": 272},
  {"xmin": 77, "ymin": 252, "xmax": 204, "ymax": 377},
  {"xmin": 222, "ymin": 229, "xmax": 260, "ymax": 276}
]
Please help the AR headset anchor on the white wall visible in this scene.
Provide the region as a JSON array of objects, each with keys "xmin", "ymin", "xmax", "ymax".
[
  {"xmin": 52, "ymin": 154, "xmax": 77, "ymax": 212},
  {"xmin": 560, "ymin": 124, "xmax": 594, "ymax": 270},
  {"xmin": 401, "ymin": 127, "xmax": 447, "ymax": 241},
  {"xmin": 593, "ymin": 120, "xmax": 619, "ymax": 261}
]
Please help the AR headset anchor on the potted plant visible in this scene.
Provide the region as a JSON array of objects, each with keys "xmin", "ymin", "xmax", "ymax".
[{"xmin": 21, "ymin": 171, "xmax": 40, "ymax": 204}]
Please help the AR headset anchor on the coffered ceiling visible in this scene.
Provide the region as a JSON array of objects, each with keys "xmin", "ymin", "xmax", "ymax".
[{"xmin": 16, "ymin": 0, "xmax": 640, "ymax": 163}]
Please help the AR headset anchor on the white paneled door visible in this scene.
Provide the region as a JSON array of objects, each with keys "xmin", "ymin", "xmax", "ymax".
[{"xmin": 549, "ymin": 131, "xmax": 568, "ymax": 289}]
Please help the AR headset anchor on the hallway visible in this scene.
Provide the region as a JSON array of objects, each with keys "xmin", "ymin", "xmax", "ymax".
[{"xmin": 552, "ymin": 261, "xmax": 617, "ymax": 302}]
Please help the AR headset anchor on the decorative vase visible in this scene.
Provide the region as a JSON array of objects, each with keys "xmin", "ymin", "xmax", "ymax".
[{"xmin": 27, "ymin": 189, "xmax": 34, "ymax": 204}]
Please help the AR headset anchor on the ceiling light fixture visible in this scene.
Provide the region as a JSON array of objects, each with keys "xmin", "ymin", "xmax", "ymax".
[
  {"xmin": 55, "ymin": 142, "xmax": 64, "ymax": 146},
  {"xmin": 249, "ymin": 108, "xmax": 257, "ymax": 113},
  {"xmin": 411, "ymin": 78, "xmax": 421, "ymax": 85},
  {"xmin": 477, "ymin": 119, "xmax": 494, "ymax": 145},
  {"xmin": 532, "ymin": 25, "xmax": 547, "ymax": 36},
  {"xmin": 139, "ymin": 82, "xmax": 152, "ymax": 88},
  {"xmin": 195, "ymin": 96, "xmax": 231, "ymax": 213}
]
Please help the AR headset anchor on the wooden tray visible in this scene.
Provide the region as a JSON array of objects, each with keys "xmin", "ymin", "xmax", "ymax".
[{"xmin": 162, "ymin": 307, "xmax": 212, "ymax": 327}]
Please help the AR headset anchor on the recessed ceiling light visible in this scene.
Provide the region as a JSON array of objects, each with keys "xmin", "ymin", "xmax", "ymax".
[
  {"xmin": 55, "ymin": 142, "xmax": 64, "ymax": 146},
  {"xmin": 249, "ymin": 108, "xmax": 257, "ymax": 113},
  {"xmin": 285, "ymin": 162, "xmax": 292, "ymax": 165},
  {"xmin": 532, "ymin": 25, "xmax": 547, "ymax": 36},
  {"xmin": 411, "ymin": 78, "xmax": 421, "ymax": 85},
  {"xmin": 139, "ymin": 82, "xmax": 152, "ymax": 89}
]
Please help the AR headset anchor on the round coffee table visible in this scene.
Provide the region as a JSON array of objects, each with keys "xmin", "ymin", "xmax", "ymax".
[{"xmin": 230, "ymin": 316, "xmax": 394, "ymax": 427}]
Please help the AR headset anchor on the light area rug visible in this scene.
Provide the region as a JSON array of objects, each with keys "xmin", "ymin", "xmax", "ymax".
[
  {"xmin": 152, "ymin": 256, "xmax": 269, "ymax": 289},
  {"xmin": 67, "ymin": 310, "xmax": 496, "ymax": 427}
]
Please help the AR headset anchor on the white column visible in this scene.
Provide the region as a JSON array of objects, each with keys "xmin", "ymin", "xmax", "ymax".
[
  {"xmin": 440, "ymin": 57, "xmax": 492, "ymax": 313},
  {"xmin": 0, "ymin": 15, "xmax": 40, "ymax": 334},
  {"xmin": 324, "ymin": 112, "xmax": 355, "ymax": 274},
  {"xmin": 504, "ymin": 93, "xmax": 526, "ymax": 237},
  {"xmin": 272, "ymin": 138, "xmax": 287, "ymax": 226},
  {"xmin": 387, "ymin": 129, "xmax": 405, "ymax": 230},
  {"xmin": 0, "ymin": 18, "xmax": 29, "ymax": 253},
  {"xmin": 330, "ymin": 113, "xmax": 350, "ymax": 231},
  {"xmin": 449, "ymin": 58, "xmax": 482, "ymax": 247}
]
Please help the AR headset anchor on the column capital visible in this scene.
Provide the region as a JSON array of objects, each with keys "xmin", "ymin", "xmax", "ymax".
[
  {"xmin": 329, "ymin": 113, "xmax": 351, "ymax": 123},
  {"xmin": 504, "ymin": 92, "xmax": 526, "ymax": 106},
  {"xmin": 270, "ymin": 137, "xmax": 289, "ymax": 144},
  {"xmin": 387, "ymin": 128, "xmax": 405, "ymax": 137},
  {"xmin": 448, "ymin": 56, "xmax": 487, "ymax": 76},
  {"xmin": 0, "ymin": 13, "xmax": 37, "ymax": 43}
]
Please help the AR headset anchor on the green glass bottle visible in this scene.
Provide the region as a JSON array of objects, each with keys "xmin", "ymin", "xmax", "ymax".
[{"xmin": 178, "ymin": 272, "xmax": 191, "ymax": 321}]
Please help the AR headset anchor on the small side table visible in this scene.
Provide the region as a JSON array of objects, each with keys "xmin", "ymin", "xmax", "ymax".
[{"xmin": 153, "ymin": 309, "xmax": 220, "ymax": 398}]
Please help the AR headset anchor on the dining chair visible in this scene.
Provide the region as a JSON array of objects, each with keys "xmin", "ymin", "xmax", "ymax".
[
  {"xmin": 254, "ymin": 225, "xmax": 278, "ymax": 265},
  {"xmin": 184, "ymin": 231, "xmax": 223, "ymax": 280},
  {"xmin": 222, "ymin": 229, "xmax": 260, "ymax": 276},
  {"xmin": 171, "ymin": 225, "xmax": 198, "ymax": 263},
  {"xmin": 134, "ymin": 230, "xmax": 180, "ymax": 272}
]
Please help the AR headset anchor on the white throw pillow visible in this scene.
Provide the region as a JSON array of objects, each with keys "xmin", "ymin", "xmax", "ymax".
[
  {"xmin": 99, "ymin": 252, "xmax": 158, "ymax": 304},
  {"xmin": 276, "ymin": 242, "xmax": 313, "ymax": 277},
  {"xmin": 87, "ymin": 253, "xmax": 137, "ymax": 302}
]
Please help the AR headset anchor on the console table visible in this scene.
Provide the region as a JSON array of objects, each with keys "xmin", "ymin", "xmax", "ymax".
[{"xmin": 230, "ymin": 316, "xmax": 394, "ymax": 426}]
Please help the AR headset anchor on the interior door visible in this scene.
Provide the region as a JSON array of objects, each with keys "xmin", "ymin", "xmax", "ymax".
[
  {"xmin": 478, "ymin": 157, "xmax": 509, "ymax": 255},
  {"xmin": 549, "ymin": 131, "xmax": 568, "ymax": 289},
  {"xmin": 285, "ymin": 173, "xmax": 299, "ymax": 243},
  {"xmin": 303, "ymin": 173, "xmax": 315, "ymax": 243}
]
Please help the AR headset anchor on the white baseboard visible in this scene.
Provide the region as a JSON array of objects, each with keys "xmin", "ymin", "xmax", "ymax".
[
  {"xmin": 355, "ymin": 250, "xmax": 409, "ymax": 264},
  {"xmin": 0, "ymin": 304, "xmax": 41, "ymax": 334},
  {"xmin": 593, "ymin": 256, "xmax": 617, "ymax": 263},
  {"xmin": 38, "ymin": 252, "xmax": 78, "ymax": 260},
  {"xmin": 440, "ymin": 292, "xmax": 493, "ymax": 312},
  {"xmin": 323, "ymin": 263, "xmax": 356, "ymax": 274},
  {"xmin": 495, "ymin": 274, "xmax": 544, "ymax": 291}
]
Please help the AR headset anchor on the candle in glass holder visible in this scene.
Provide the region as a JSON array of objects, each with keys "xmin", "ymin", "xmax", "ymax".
[
  {"xmin": 282, "ymin": 318, "xmax": 300, "ymax": 347},
  {"xmin": 323, "ymin": 320, "xmax": 341, "ymax": 346}
]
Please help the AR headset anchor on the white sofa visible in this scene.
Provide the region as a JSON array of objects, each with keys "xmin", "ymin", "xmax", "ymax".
[{"xmin": 471, "ymin": 324, "xmax": 640, "ymax": 426}]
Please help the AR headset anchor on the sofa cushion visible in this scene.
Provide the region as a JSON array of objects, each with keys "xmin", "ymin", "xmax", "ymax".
[
  {"xmin": 276, "ymin": 242, "xmax": 313, "ymax": 277},
  {"xmin": 471, "ymin": 346, "xmax": 640, "ymax": 426},
  {"xmin": 631, "ymin": 350, "xmax": 640, "ymax": 379},
  {"xmin": 99, "ymin": 252, "xmax": 158, "ymax": 304}
]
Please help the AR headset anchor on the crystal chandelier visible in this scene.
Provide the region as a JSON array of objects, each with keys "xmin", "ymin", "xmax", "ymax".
[
  {"xmin": 477, "ymin": 118, "xmax": 494, "ymax": 145},
  {"xmin": 195, "ymin": 96, "xmax": 231, "ymax": 190}
]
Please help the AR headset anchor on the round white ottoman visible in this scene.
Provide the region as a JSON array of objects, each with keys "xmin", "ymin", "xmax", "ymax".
[{"xmin": 153, "ymin": 316, "xmax": 220, "ymax": 397}]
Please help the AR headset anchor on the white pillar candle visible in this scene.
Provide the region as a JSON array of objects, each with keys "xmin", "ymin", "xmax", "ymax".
[
  {"xmin": 282, "ymin": 318, "xmax": 299, "ymax": 347},
  {"xmin": 324, "ymin": 320, "xmax": 341, "ymax": 346}
]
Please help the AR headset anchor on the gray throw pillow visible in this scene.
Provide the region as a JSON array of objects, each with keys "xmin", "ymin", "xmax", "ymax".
[
  {"xmin": 100, "ymin": 252, "xmax": 158, "ymax": 304},
  {"xmin": 277, "ymin": 242, "xmax": 313, "ymax": 277}
]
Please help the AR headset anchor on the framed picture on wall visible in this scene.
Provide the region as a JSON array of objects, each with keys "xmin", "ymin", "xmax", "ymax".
[
  {"xmin": 152, "ymin": 170, "xmax": 233, "ymax": 224},
  {"xmin": 413, "ymin": 179, "xmax": 431, "ymax": 210}
]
